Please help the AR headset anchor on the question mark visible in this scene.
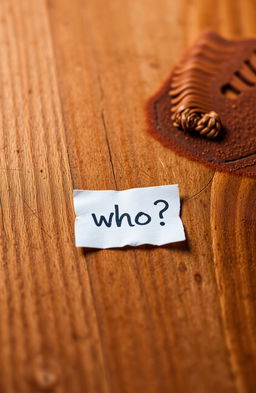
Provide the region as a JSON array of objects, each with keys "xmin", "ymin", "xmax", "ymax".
[{"xmin": 154, "ymin": 200, "xmax": 169, "ymax": 226}]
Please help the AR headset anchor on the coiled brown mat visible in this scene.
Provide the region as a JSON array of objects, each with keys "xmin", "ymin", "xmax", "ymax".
[{"xmin": 146, "ymin": 31, "xmax": 256, "ymax": 177}]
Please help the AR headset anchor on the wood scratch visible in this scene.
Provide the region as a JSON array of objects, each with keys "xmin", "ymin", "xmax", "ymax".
[
  {"xmin": 0, "ymin": 195, "xmax": 8, "ymax": 239},
  {"xmin": 183, "ymin": 172, "xmax": 215, "ymax": 202},
  {"xmin": 101, "ymin": 111, "xmax": 117, "ymax": 187},
  {"xmin": 16, "ymin": 191, "xmax": 52, "ymax": 239},
  {"xmin": 0, "ymin": 167, "xmax": 27, "ymax": 172},
  {"xmin": 158, "ymin": 158, "xmax": 165, "ymax": 169}
]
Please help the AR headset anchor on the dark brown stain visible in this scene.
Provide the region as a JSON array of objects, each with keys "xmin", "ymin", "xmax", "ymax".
[
  {"xmin": 146, "ymin": 31, "xmax": 256, "ymax": 177},
  {"xmin": 194, "ymin": 273, "xmax": 202, "ymax": 285}
]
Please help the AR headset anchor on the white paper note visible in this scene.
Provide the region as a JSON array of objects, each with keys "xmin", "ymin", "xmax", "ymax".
[{"xmin": 73, "ymin": 185, "xmax": 185, "ymax": 248}]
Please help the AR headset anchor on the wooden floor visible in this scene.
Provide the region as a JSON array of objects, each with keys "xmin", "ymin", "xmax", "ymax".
[{"xmin": 0, "ymin": 0, "xmax": 255, "ymax": 392}]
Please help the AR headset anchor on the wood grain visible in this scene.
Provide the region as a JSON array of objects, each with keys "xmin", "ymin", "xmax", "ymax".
[{"xmin": 0, "ymin": 0, "xmax": 255, "ymax": 392}]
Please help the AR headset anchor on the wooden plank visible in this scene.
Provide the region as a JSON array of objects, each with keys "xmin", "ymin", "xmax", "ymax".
[
  {"xmin": 0, "ymin": 0, "xmax": 255, "ymax": 392},
  {"xmin": 0, "ymin": 1, "xmax": 108, "ymax": 392}
]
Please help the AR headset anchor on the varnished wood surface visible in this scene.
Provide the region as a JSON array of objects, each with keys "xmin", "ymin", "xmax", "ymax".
[{"xmin": 0, "ymin": 0, "xmax": 255, "ymax": 392}]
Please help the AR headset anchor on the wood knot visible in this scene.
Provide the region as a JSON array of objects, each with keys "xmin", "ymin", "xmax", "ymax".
[{"xmin": 172, "ymin": 106, "xmax": 222, "ymax": 139}]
